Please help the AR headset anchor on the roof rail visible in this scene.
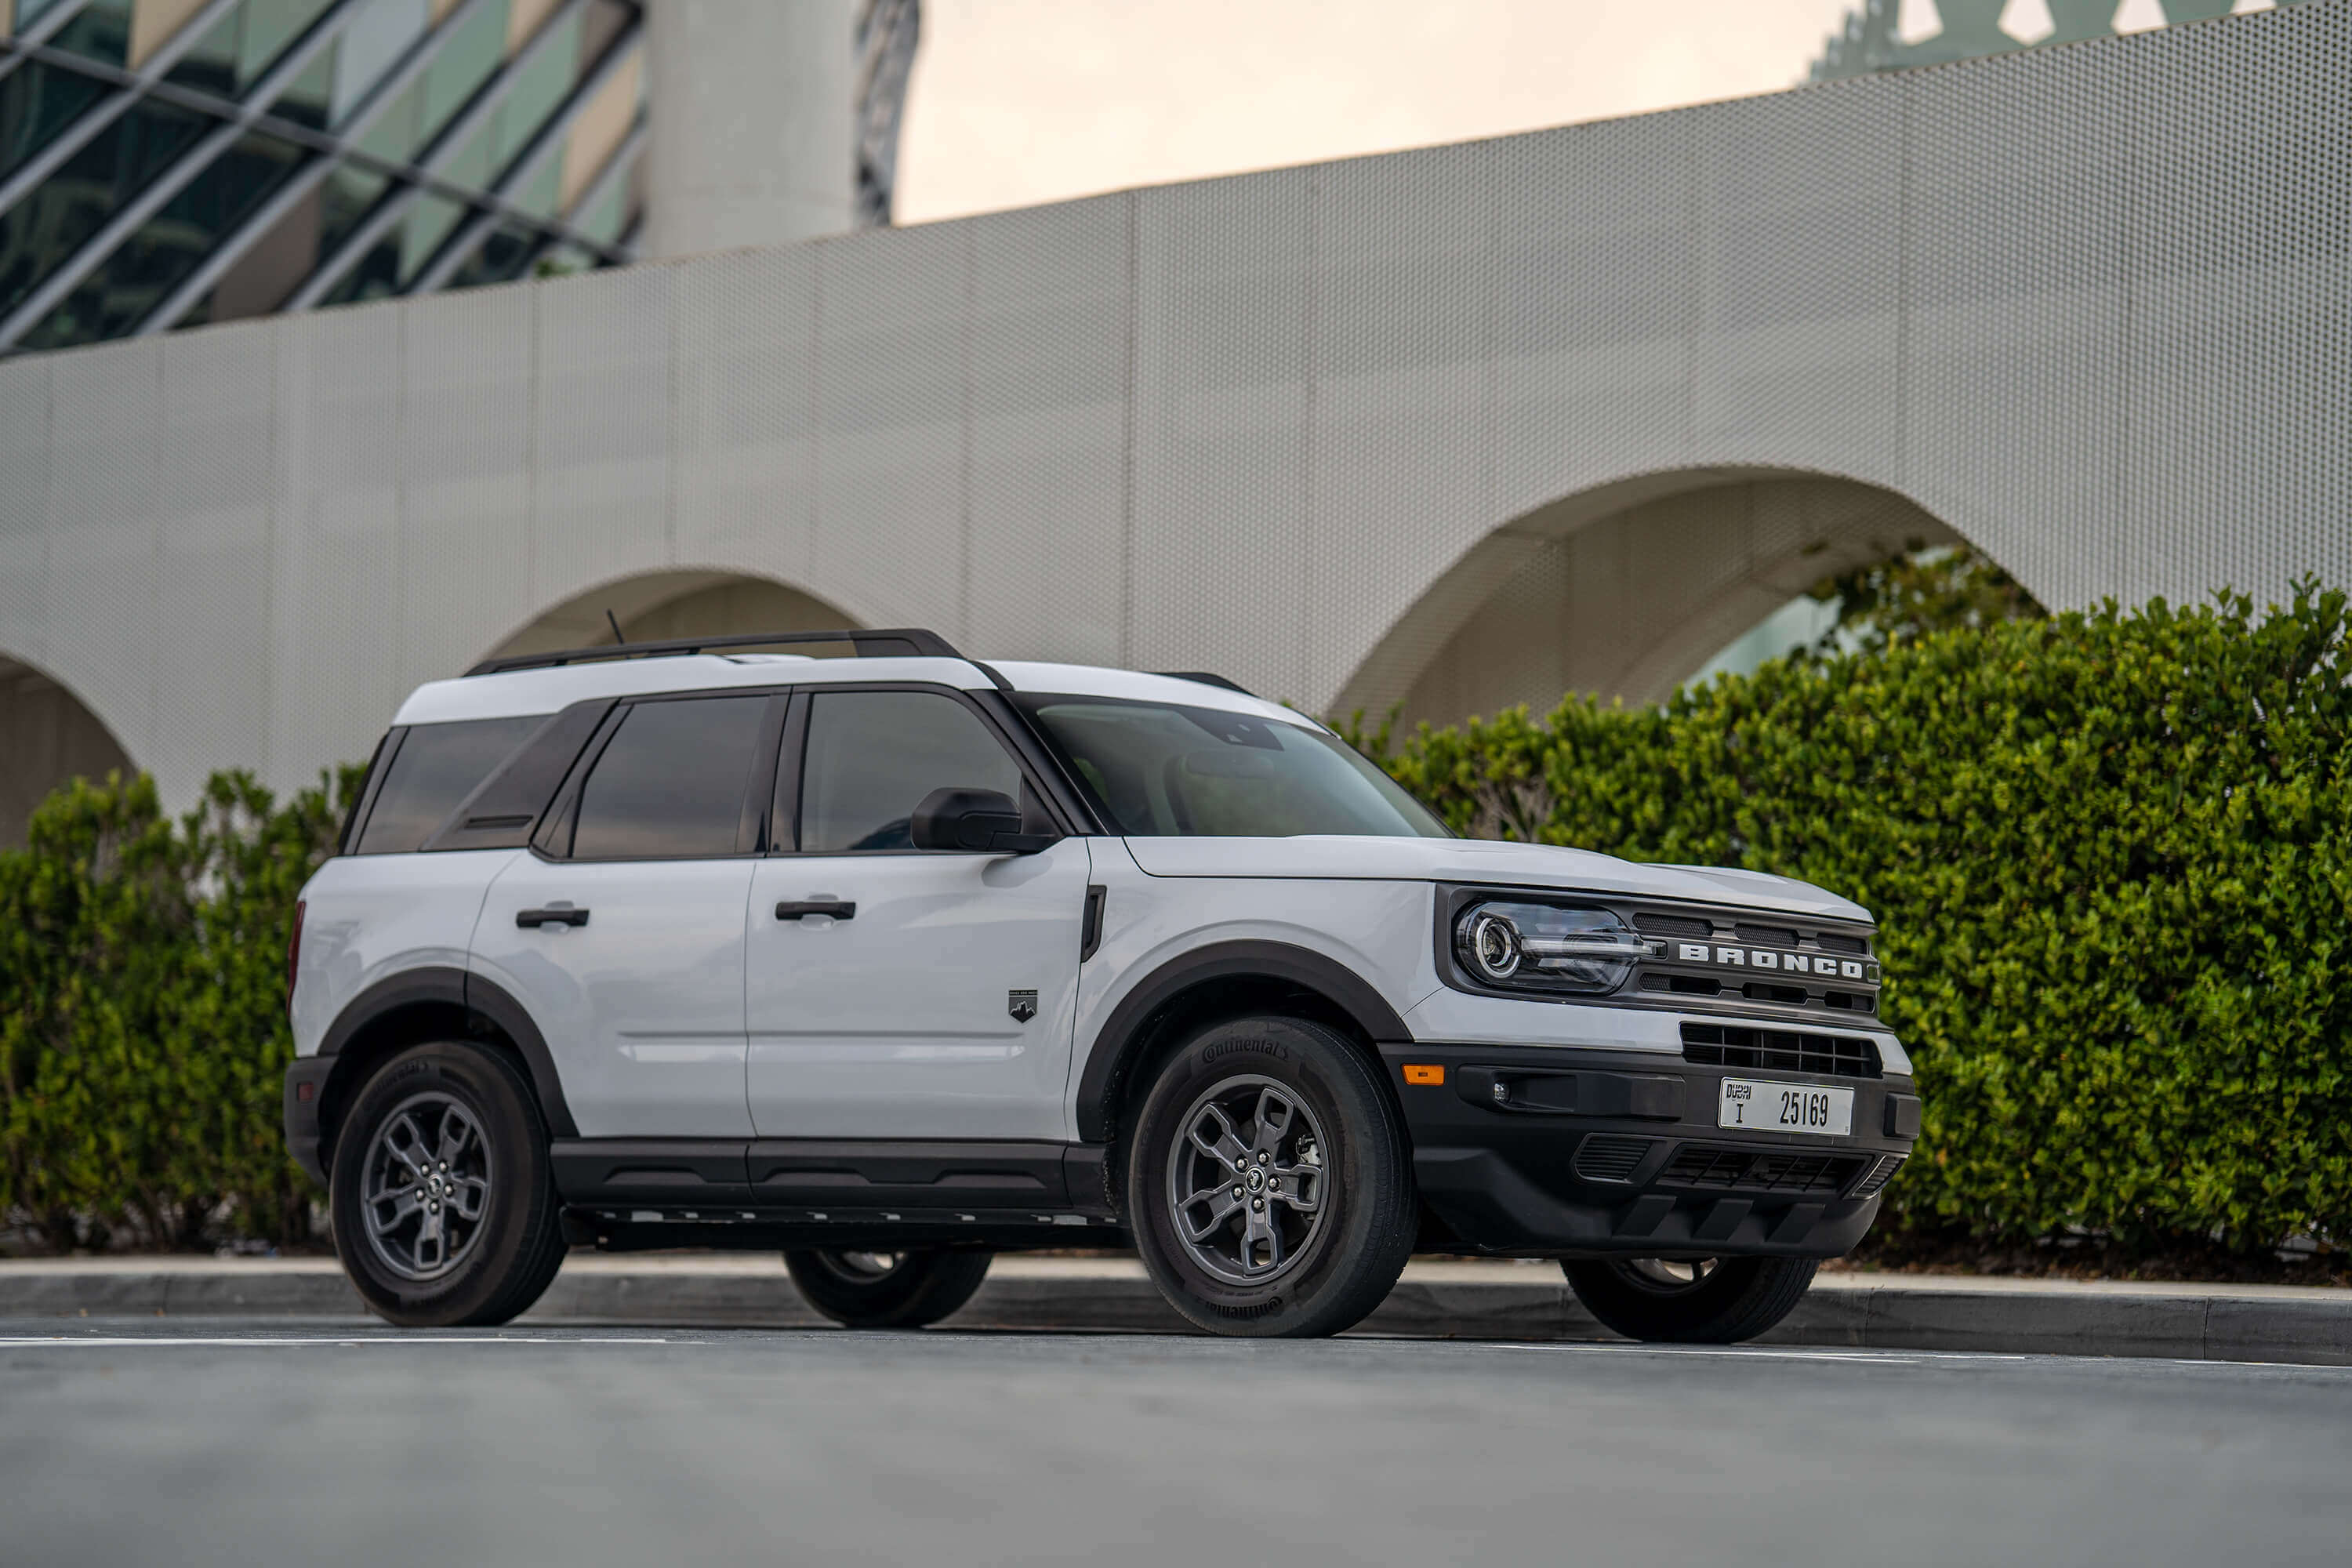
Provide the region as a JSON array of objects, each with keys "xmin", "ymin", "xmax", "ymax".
[{"xmin": 465, "ymin": 627, "xmax": 964, "ymax": 677}]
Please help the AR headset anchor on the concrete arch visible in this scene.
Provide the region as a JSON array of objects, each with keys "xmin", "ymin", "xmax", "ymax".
[
  {"xmin": 480, "ymin": 569, "xmax": 868, "ymax": 665},
  {"xmin": 1, "ymin": 653, "xmax": 136, "ymax": 848},
  {"xmin": 1333, "ymin": 470, "xmax": 1961, "ymax": 731}
]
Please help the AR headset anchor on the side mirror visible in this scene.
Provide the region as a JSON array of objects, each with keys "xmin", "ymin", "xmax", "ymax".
[{"xmin": 910, "ymin": 787, "xmax": 1058, "ymax": 854}]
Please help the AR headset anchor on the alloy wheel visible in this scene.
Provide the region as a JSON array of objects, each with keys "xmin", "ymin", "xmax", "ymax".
[
  {"xmin": 1164, "ymin": 1074, "xmax": 1330, "ymax": 1287},
  {"xmin": 361, "ymin": 1091, "xmax": 494, "ymax": 1283}
]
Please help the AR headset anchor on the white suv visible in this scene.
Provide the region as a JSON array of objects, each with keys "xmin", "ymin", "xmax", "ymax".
[{"xmin": 286, "ymin": 630, "xmax": 1918, "ymax": 1341}]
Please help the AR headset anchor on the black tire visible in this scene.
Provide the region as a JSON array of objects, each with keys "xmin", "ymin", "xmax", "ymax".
[
  {"xmin": 330, "ymin": 1040, "xmax": 568, "ymax": 1328},
  {"xmin": 1127, "ymin": 1014, "xmax": 1415, "ymax": 1338},
  {"xmin": 783, "ymin": 1248, "xmax": 994, "ymax": 1328},
  {"xmin": 1563, "ymin": 1255, "xmax": 1819, "ymax": 1344}
]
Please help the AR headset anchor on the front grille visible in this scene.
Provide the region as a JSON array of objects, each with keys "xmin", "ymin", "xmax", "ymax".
[
  {"xmin": 1633, "ymin": 911, "xmax": 1711, "ymax": 940},
  {"xmin": 1734, "ymin": 922, "xmax": 1799, "ymax": 949},
  {"xmin": 1573, "ymin": 1134, "xmax": 1657, "ymax": 1183},
  {"xmin": 1850, "ymin": 1153, "xmax": 1907, "ymax": 1199},
  {"xmin": 1817, "ymin": 932, "xmax": 1868, "ymax": 955},
  {"xmin": 1659, "ymin": 1145, "xmax": 1860, "ymax": 1196},
  {"xmin": 1681, "ymin": 1022, "xmax": 1882, "ymax": 1079},
  {"xmin": 1642, "ymin": 972, "xmax": 1722, "ymax": 996}
]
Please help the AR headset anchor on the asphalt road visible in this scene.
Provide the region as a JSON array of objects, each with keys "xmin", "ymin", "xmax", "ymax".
[{"xmin": 4, "ymin": 1320, "xmax": 2347, "ymax": 1566}]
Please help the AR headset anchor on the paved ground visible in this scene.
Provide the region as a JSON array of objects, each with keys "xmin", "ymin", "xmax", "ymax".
[{"xmin": 4, "ymin": 1319, "xmax": 2347, "ymax": 1566}]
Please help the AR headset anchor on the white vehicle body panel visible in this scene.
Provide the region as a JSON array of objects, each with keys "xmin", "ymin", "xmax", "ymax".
[
  {"xmin": 291, "ymin": 850, "xmax": 514, "ymax": 1058},
  {"xmin": 469, "ymin": 855, "xmax": 756, "ymax": 1138},
  {"xmin": 1122, "ymin": 836, "xmax": 1868, "ymax": 924},
  {"xmin": 1069, "ymin": 838, "xmax": 1442, "ymax": 1114},
  {"xmin": 745, "ymin": 840, "xmax": 1093, "ymax": 1140}
]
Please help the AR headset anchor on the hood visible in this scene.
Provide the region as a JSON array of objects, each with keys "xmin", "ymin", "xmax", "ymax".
[{"xmin": 1120, "ymin": 836, "xmax": 1871, "ymax": 924}]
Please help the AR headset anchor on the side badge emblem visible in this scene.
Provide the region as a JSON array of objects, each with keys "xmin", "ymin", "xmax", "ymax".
[{"xmin": 1007, "ymin": 989, "xmax": 1039, "ymax": 1024}]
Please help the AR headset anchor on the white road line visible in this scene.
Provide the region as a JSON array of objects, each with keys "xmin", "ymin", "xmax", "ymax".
[{"xmin": 0, "ymin": 1335, "xmax": 676, "ymax": 1347}]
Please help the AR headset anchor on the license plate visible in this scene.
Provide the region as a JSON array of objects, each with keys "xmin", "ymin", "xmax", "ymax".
[{"xmin": 1718, "ymin": 1078, "xmax": 1853, "ymax": 1137}]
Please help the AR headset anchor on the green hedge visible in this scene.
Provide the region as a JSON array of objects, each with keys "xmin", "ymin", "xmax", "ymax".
[
  {"xmin": 2, "ymin": 588, "xmax": 2344, "ymax": 1257},
  {"xmin": 0, "ymin": 771, "xmax": 353, "ymax": 1251},
  {"xmin": 1353, "ymin": 585, "xmax": 2351, "ymax": 1255}
]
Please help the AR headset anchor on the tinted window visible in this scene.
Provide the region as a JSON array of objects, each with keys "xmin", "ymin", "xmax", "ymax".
[
  {"xmin": 1016, "ymin": 696, "xmax": 1448, "ymax": 839},
  {"xmin": 800, "ymin": 691, "xmax": 1022, "ymax": 853},
  {"xmin": 570, "ymin": 696, "xmax": 766, "ymax": 859},
  {"xmin": 355, "ymin": 717, "xmax": 541, "ymax": 855}
]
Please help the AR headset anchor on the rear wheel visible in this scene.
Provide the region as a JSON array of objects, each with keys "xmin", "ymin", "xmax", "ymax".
[
  {"xmin": 783, "ymin": 1248, "xmax": 994, "ymax": 1328},
  {"xmin": 1563, "ymin": 1254, "xmax": 1818, "ymax": 1344},
  {"xmin": 1127, "ymin": 1015, "xmax": 1415, "ymax": 1338},
  {"xmin": 330, "ymin": 1041, "xmax": 568, "ymax": 1328}
]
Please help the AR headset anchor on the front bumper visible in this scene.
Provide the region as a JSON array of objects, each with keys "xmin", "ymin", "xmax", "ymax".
[{"xmin": 1379, "ymin": 1043, "xmax": 1918, "ymax": 1260}]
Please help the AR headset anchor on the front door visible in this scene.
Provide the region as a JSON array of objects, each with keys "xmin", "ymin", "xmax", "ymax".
[
  {"xmin": 471, "ymin": 691, "xmax": 779, "ymax": 1138},
  {"xmin": 746, "ymin": 687, "xmax": 1091, "ymax": 1141}
]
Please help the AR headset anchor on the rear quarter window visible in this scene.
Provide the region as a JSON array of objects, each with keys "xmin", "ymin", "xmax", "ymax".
[{"xmin": 354, "ymin": 717, "xmax": 543, "ymax": 855}]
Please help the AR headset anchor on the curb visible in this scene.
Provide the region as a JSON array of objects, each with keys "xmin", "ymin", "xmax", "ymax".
[{"xmin": 2, "ymin": 1261, "xmax": 2344, "ymax": 1364}]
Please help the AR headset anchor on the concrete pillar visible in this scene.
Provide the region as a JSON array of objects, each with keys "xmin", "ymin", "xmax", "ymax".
[{"xmin": 642, "ymin": 0, "xmax": 858, "ymax": 260}]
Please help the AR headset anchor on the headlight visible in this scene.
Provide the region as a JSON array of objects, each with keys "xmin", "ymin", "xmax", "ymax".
[{"xmin": 1452, "ymin": 900, "xmax": 1650, "ymax": 995}]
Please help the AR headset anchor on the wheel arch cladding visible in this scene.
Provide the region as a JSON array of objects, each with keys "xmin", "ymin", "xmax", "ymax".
[
  {"xmin": 314, "ymin": 967, "xmax": 579, "ymax": 1162},
  {"xmin": 1075, "ymin": 940, "xmax": 1411, "ymax": 1144}
]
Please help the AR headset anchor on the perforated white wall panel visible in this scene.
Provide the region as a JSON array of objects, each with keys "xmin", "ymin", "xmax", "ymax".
[{"xmin": 0, "ymin": 5, "xmax": 2343, "ymax": 807}]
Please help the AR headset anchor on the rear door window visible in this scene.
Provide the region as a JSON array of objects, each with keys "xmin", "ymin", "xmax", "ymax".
[
  {"xmin": 568, "ymin": 695, "xmax": 769, "ymax": 860},
  {"xmin": 354, "ymin": 717, "xmax": 541, "ymax": 854}
]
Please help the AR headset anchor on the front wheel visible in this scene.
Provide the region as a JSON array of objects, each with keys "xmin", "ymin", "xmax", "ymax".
[
  {"xmin": 1563, "ymin": 1255, "xmax": 1818, "ymax": 1344},
  {"xmin": 783, "ymin": 1248, "xmax": 993, "ymax": 1328},
  {"xmin": 1127, "ymin": 1015, "xmax": 1416, "ymax": 1338}
]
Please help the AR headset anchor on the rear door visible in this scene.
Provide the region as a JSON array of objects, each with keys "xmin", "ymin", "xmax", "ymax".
[
  {"xmin": 471, "ymin": 691, "xmax": 784, "ymax": 1139},
  {"xmin": 745, "ymin": 686, "xmax": 1091, "ymax": 1141}
]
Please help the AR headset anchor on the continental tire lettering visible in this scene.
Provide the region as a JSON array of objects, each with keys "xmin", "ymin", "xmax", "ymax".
[
  {"xmin": 1201, "ymin": 1038, "xmax": 1290, "ymax": 1065},
  {"xmin": 1208, "ymin": 1295, "xmax": 1284, "ymax": 1318}
]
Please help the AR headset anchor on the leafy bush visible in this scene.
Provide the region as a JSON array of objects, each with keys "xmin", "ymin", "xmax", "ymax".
[
  {"xmin": 4, "ymin": 586, "xmax": 2344, "ymax": 1261},
  {"xmin": 1352, "ymin": 584, "xmax": 2351, "ymax": 1257},
  {"xmin": 0, "ymin": 771, "xmax": 354, "ymax": 1252}
]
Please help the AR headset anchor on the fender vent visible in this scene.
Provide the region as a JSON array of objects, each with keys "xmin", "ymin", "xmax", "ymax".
[{"xmin": 1573, "ymin": 1134, "xmax": 1656, "ymax": 1183}]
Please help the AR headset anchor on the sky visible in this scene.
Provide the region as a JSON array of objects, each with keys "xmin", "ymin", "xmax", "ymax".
[{"xmin": 895, "ymin": 0, "xmax": 1864, "ymax": 225}]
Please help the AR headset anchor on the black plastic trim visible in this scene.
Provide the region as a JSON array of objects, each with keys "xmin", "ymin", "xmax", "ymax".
[
  {"xmin": 1071, "ymin": 940, "xmax": 1412, "ymax": 1143},
  {"xmin": 744, "ymin": 1139, "xmax": 1071, "ymax": 1208},
  {"xmin": 1384, "ymin": 1043, "xmax": 1917, "ymax": 1259},
  {"xmin": 337, "ymin": 728, "xmax": 398, "ymax": 856},
  {"xmin": 551, "ymin": 1139, "xmax": 752, "ymax": 1207},
  {"xmin": 312, "ymin": 966, "xmax": 579, "ymax": 1140},
  {"xmin": 1153, "ymin": 671, "xmax": 1256, "ymax": 696},
  {"xmin": 466, "ymin": 626, "xmax": 962, "ymax": 676}
]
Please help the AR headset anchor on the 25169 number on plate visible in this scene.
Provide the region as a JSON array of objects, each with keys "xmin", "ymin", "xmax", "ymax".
[{"xmin": 1717, "ymin": 1078, "xmax": 1853, "ymax": 1137}]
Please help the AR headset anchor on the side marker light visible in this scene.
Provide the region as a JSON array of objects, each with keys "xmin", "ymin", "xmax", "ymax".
[{"xmin": 1402, "ymin": 1064, "xmax": 1445, "ymax": 1086}]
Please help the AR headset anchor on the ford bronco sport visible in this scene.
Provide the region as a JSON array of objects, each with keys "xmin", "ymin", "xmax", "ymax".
[{"xmin": 285, "ymin": 629, "xmax": 1918, "ymax": 1341}]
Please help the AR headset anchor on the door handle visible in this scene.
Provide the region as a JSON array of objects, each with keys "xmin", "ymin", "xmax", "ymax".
[
  {"xmin": 517, "ymin": 907, "xmax": 590, "ymax": 929},
  {"xmin": 775, "ymin": 901, "xmax": 855, "ymax": 922}
]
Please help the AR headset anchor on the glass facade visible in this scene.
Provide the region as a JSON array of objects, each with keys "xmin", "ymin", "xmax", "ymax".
[
  {"xmin": 0, "ymin": 0, "xmax": 649, "ymax": 349},
  {"xmin": 1810, "ymin": 0, "xmax": 2323, "ymax": 79}
]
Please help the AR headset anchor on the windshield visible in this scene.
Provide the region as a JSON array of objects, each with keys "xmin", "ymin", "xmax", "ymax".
[{"xmin": 1015, "ymin": 695, "xmax": 1449, "ymax": 839}]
